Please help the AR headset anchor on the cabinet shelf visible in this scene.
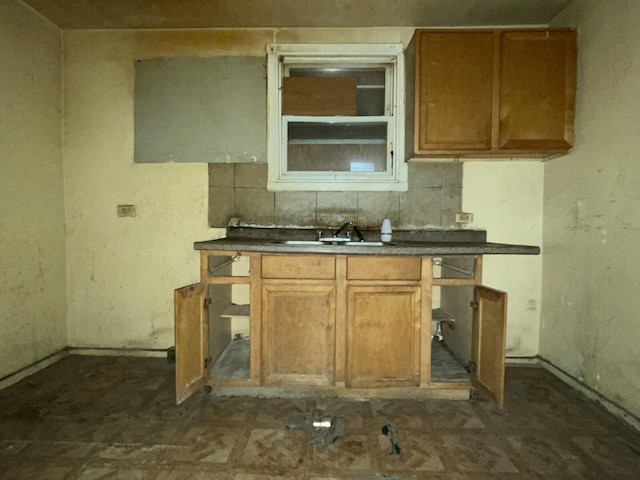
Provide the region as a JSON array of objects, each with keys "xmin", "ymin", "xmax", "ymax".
[
  {"xmin": 432, "ymin": 308, "xmax": 455, "ymax": 323},
  {"xmin": 221, "ymin": 304, "xmax": 250, "ymax": 319}
]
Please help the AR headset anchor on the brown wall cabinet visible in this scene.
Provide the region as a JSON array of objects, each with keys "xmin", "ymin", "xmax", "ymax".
[{"xmin": 412, "ymin": 29, "xmax": 577, "ymax": 157}]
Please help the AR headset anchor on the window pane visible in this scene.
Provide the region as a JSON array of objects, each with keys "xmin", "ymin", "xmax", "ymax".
[
  {"xmin": 287, "ymin": 122, "xmax": 388, "ymax": 172},
  {"xmin": 288, "ymin": 67, "xmax": 386, "ymax": 116}
]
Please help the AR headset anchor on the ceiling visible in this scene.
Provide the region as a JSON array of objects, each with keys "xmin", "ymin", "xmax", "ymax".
[{"xmin": 22, "ymin": 0, "xmax": 575, "ymax": 30}]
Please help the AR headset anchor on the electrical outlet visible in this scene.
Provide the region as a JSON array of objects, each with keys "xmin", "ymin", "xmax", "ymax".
[
  {"xmin": 455, "ymin": 212, "xmax": 473, "ymax": 223},
  {"xmin": 117, "ymin": 205, "xmax": 136, "ymax": 217}
]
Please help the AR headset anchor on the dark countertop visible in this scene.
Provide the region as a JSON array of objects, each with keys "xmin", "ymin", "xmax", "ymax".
[{"xmin": 194, "ymin": 227, "xmax": 540, "ymax": 256}]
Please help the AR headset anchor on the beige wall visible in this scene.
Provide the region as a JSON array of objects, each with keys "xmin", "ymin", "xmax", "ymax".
[
  {"xmin": 0, "ymin": 1, "xmax": 65, "ymax": 378},
  {"xmin": 63, "ymin": 27, "xmax": 546, "ymax": 362},
  {"xmin": 543, "ymin": 0, "xmax": 640, "ymax": 418},
  {"xmin": 62, "ymin": 28, "xmax": 416, "ymax": 350},
  {"xmin": 463, "ymin": 162, "xmax": 544, "ymax": 357},
  {"xmin": 2, "ymin": 12, "xmax": 538, "ymax": 378}
]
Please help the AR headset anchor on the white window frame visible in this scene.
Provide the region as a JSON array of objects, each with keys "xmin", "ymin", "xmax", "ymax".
[{"xmin": 266, "ymin": 43, "xmax": 407, "ymax": 192}]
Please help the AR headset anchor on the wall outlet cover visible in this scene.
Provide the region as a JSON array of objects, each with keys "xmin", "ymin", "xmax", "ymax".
[
  {"xmin": 117, "ymin": 205, "xmax": 136, "ymax": 217},
  {"xmin": 455, "ymin": 212, "xmax": 473, "ymax": 223}
]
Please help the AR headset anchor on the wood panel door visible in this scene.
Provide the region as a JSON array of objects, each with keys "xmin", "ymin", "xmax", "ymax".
[
  {"xmin": 415, "ymin": 30, "xmax": 495, "ymax": 152},
  {"xmin": 175, "ymin": 283, "xmax": 208, "ymax": 404},
  {"xmin": 347, "ymin": 285, "xmax": 421, "ymax": 388},
  {"xmin": 499, "ymin": 30, "xmax": 577, "ymax": 151},
  {"xmin": 261, "ymin": 283, "xmax": 336, "ymax": 385},
  {"xmin": 472, "ymin": 286, "xmax": 507, "ymax": 408}
]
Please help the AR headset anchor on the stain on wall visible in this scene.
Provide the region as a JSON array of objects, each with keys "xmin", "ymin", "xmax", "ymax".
[
  {"xmin": 543, "ymin": 0, "xmax": 640, "ymax": 419},
  {"xmin": 208, "ymin": 162, "xmax": 462, "ymax": 228}
]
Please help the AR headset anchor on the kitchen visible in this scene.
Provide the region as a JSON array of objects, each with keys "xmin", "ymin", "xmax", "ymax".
[{"xmin": 2, "ymin": 0, "xmax": 639, "ymax": 446}]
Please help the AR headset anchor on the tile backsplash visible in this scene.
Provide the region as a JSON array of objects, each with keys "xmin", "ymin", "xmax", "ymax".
[{"xmin": 208, "ymin": 162, "xmax": 462, "ymax": 229}]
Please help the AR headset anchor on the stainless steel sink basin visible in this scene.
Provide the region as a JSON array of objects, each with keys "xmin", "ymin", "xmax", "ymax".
[
  {"xmin": 342, "ymin": 241, "xmax": 389, "ymax": 246},
  {"xmin": 276, "ymin": 240, "xmax": 392, "ymax": 247},
  {"xmin": 278, "ymin": 240, "xmax": 325, "ymax": 245}
]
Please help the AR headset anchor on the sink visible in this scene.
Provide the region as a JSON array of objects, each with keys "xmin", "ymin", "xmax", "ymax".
[
  {"xmin": 276, "ymin": 240, "xmax": 392, "ymax": 247},
  {"xmin": 278, "ymin": 240, "xmax": 325, "ymax": 245},
  {"xmin": 341, "ymin": 241, "xmax": 390, "ymax": 246}
]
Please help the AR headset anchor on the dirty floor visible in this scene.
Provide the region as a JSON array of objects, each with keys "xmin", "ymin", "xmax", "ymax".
[{"xmin": 1, "ymin": 355, "xmax": 639, "ymax": 479}]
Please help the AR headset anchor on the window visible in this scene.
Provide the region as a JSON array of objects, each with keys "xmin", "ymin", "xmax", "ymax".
[{"xmin": 266, "ymin": 44, "xmax": 407, "ymax": 191}]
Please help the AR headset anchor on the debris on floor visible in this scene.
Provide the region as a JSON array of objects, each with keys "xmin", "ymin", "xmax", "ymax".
[
  {"xmin": 355, "ymin": 475, "xmax": 410, "ymax": 480},
  {"xmin": 286, "ymin": 411, "xmax": 346, "ymax": 453},
  {"xmin": 381, "ymin": 423, "xmax": 401, "ymax": 454}
]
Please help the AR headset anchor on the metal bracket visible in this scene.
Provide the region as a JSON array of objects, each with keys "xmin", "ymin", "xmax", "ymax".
[
  {"xmin": 469, "ymin": 361, "xmax": 477, "ymax": 373},
  {"xmin": 208, "ymin": 255, "xmax": 240, "ymax": 275},
  {"xmin": 433, "ymin": 258, "xmax": 475, "ymax": 278}
]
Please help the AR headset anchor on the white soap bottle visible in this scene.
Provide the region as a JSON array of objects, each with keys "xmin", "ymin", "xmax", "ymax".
[{"xmin": 381, "ymin": 218, "xmax": 392, "ymax": 242}]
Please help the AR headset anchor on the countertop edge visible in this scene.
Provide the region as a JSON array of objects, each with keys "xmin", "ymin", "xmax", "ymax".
[{"xmin": 193, "ymin": 239, "xmax": 540, "ymax": 256}]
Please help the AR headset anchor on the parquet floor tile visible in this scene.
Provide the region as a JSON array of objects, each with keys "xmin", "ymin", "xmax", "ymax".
[{"xmin": 0, "ymin": 356, "xmax": 638, "ymax": 479}]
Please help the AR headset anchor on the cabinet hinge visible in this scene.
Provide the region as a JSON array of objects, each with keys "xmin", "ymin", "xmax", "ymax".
[
  {"xmin": 204, "ymin": 356, "xmax": 212, "ymax": 369},
  {"xmin": 468, "ymin": 361, "xmax": 477, "ymax": 373},
  {"xmin": 204, "ymin": 298, "xmax": 212, "ymax": 308},
  {"xmin": 470, "ymin": 300, "xmax": 479, "ymax": 310}
]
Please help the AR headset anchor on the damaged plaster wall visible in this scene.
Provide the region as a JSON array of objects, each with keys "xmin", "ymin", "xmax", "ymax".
[
  {"xmin": 0, "ymin": 0, "xmax": 66, "ymax": 378},
  {"xmin": 542, "ymin": 0, "xmax": 640, "ymax": 419}
]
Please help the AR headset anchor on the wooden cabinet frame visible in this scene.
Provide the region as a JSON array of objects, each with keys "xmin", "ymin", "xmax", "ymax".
[{"xmin": 175, "ymin": 251, "xmax": 509, "ymax": 407}]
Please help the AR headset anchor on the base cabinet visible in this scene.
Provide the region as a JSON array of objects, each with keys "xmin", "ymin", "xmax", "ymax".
[
  {"xmin": 346, "ymin": 285, "xmax": 421, "ymax": 388},
  {"xmin": 175, "ymin": 251, "xmax": 508, "ymax": 408}
]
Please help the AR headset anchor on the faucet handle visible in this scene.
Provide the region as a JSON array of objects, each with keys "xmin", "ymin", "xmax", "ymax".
[
  {"xmin": 352, "ymin": 225, "xmax": 366, "ymax": 242},
  {"xmin": 333, "ymin": 221, "xmax": 353, "ymax": 237}
]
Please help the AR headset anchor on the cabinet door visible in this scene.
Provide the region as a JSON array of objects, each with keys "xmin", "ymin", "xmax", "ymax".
[
  {"xmin": 472, "ymin": 286, "xmax": 507, "ymax": 408},
  {"xmin": 415, "ymin": 31, "xmax": 495, "ymax": 152},
  {"xmin": 347, "ymin": 285, "xmax": 421, "ymax": 388},
  {"xmin": 499, "ymin": 30, "xmax": 576, "ymax": 151},
  {"xmin": 175, "ymin": 283, "xmax": 208, "ymax": 404},
  {"xmin": 262, "ymin": 284, "xmax": 336, "ymax": 385}
]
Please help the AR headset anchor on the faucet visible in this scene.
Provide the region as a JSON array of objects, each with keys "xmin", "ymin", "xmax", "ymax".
[
  {"xmin": 352, "ymin": 225, "xmax": 366, "ymax": 242},
  {"xmin": 332, "ymin": 222, "xmax": 366, "ymax": 242},
  {"xmin": 333, "ymin": 222, "xmax": 353, "ymax": 238}
]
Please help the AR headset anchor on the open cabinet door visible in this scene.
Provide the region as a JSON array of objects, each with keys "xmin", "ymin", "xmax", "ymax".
[
  {"xmin": 175, "ymin": 283, "xmax": 208, "ymax": 404},
  {"xmin": 472, "ymin": 286, "xmax": 507, "ymax": 408}
]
